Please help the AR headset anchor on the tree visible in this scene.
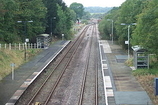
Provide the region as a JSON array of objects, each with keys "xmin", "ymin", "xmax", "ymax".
[
  {"xmin": 54, "ymin": 4, "xmax": 66, "ymax": 36},
  {"xmin": 131, "ymin": 0, "xmax": 158, "ymax": 59},
  {"xmin": 0, "ymin": 0, "xmax": 47, "ymax": 43},
  {"xmin": 69, "ymin": 2, "xmax": 84, "ymax": 19},
  {"xmin": 16, "ymin": 0, "xmax": 47, "ymax": 42},
  {"xmin": 0, "ymin": 0, "xmax": 18, "ymax": 43},
  {"xmin": 42, "ymin": 0, "xmax": 58, "ymax": 35},
  {"xmin": 115, "ymin": 0, "xmax": 147, "ymax": 49},
  {"xmin": 98, "ymin": 7, "xmax": 119, "ymax": 40},
  {"xmin": 54, "ymin": 4, "xmax": 73, "ymax": 39},
  {"xmin": 69, "ymin": 9, "xmax": 76, "ymax": 22},
  {"xmin": 98, "ymin": 0, "xmax": 148, "ymax": 49},
  {"xmin": 82, "ymin": 11, "xmax": 91, "ymax": 20}
]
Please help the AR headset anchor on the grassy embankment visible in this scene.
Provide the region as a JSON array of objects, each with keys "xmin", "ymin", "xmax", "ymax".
[
  {"xmin": 0, "ymin": 49, "xmax": 41, "ymax": 80},
  {"xmin": 126, "ymin": 57, "xmax": 158, "ymax": 105},
  {"xmin": 133, "ymin": 68, "xmax": 158, "ymax": 105}
]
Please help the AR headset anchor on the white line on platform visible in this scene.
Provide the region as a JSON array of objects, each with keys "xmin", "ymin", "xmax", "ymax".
[
  {"xmin": 99, "ymin": 40, "xmax": 108, "ymax": 105},
  {"xmin": 99, "ymin": 40, "xmax": 112, "ymax": 53}
]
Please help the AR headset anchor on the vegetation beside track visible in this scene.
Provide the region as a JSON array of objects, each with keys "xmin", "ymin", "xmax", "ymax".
[
  {"xmin": 0, "ymin": 49, "xmax": 41, "ymax": 80},
  {"xmin": 133, "ymin": 68, "xmax": 158, "ymax": 105},
  {"xmin": 124, "ymin": 56, "xmax": 158, "ymax": 104}
]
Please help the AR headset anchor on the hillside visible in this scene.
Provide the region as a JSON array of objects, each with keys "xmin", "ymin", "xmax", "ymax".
[{"xmin": 84, "ymin": 7, "xmax": 112, "ymax": 13}]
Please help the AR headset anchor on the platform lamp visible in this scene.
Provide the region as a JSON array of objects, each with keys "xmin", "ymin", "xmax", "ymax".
[
  {"xmin": 107, "ymin": 19, "xmax": 114, "ymax": 44},
  {"xmin": 121, "ymin": 23, "xmax": 137, "ymax": 60},
  {"xmin": 17, "ymin": 20, "xmax": 33, "ymax": 61}
]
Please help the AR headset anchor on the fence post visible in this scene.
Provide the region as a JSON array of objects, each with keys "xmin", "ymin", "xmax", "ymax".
[
  {"xmin": 14, "ymin": 43, "xmax": 16, "ymax": 50},
  {"xmin": 5, "ymin": 44, "xmax": 6, "ymax": 49},
  {"xmin": 40, "ymin": 43, "xmax": 42, "ymax": 48},
  {"xmin": 9, "ymin": 43, "xmax": 11, "ymax": 50},
  {"xmin": 19, "ymin": 43, "xmax": 20, "ymax": 50},
  {"xmin": 30, "ymin": 43, "xmax": 32, "ymax": 49},
  {"xmin": 34, "ymin": 43, "xmax": 36, "ymax": 49},
  {"xmin": 22, "ymin": 43, "xmax": 24, "ymax": 50}
]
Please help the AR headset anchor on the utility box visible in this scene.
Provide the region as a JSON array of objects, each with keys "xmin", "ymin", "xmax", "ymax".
[{"xmin": 154, "ymin": 78, "xmax": 158, "ymax": 95}]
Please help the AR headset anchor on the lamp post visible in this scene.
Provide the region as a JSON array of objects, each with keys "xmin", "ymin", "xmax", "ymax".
[
  {"xmin": 107, "ymin": 19, "xmax": 114, "ymax": 44},
  {"xmin": 121, "ymin": 23, "xmax": 136, "ymax": 60},
  {"xmin": 50, "ymin": 17, "xmax": 56, "ymax": 36},
  {"xmin": 17, "ymin": 20, "xmax": 33, "ymax": 61}
]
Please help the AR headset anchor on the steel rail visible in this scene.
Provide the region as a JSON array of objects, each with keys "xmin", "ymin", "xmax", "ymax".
[
  {"xmin": 78, "ymin": 25, "xmax": 94, "ymax": 105},
  {"xmin": 43, "ymin": 26, "xmax": 90, "ymax": 105},
  {"xmin": 27, "ymin": 26, "xmax": 90, "ymax": 105},
  {"xmin": 94, "ymin": 25, "xmax": 98, "ymax": 105},
  {"xmin": 78, "ymin": 25, "xmax": 98, "ymax": 105}
]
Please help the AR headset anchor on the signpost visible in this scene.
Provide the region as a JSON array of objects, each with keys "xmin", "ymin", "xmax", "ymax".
[
  {"xmin": 62, "ymin": 34, "xmax": 64, "ymax": 40},
  {"xmin": 10, "ymin": 63, "xmax": 15, "ymax": 80}
]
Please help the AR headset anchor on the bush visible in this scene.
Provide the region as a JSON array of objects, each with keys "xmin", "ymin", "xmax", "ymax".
[{"xmin": 133, "ymin": 68, "xmax": 158, "ymax": 76}]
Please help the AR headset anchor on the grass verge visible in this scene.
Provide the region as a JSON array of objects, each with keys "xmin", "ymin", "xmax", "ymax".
[
  {"xmin": 133, "ymin": 68, "xmax": 158, "ymax": 104},
  {"xmin": 0, "ymin": 49, "xmax": 41, "ymax": 80}
]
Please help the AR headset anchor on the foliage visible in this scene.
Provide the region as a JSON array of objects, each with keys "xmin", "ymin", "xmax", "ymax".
[
  {"xmin": 91, "ymin": 13, "xmax": 105, "ymax": 19},
  {"xmin": 98, "ymin": 0, "xmax": 148, "ymax": 49},
  {"xmin": 131, "ymin": 0, "xmax": 158, "ymax": 59},
  {"xmin": 0, "ymin": 0, "xmax": 18, "ymax": 43},
  {"xmin": 98, "ymin": 7, "xmax": 119, "ymax": 40},
  {"xmin": 82, "ymin": 11, "xmax": 91, "ymax": 20},
  {"xmin": 16, "ymin": 0, "xmax": 47, "ymax": 42},
  {"xmin": 99, "ymin": 0, "xmax": 158, "ymax": 65},
  {"xmin": 0, "ymin": 0, "xmax": 76, "ymax": 43},
  {"xmin": 42, "ymin": 0, "xmax": 74, "ymax": 39},
  {"xmin": 115, "ymin": 0, "xmax": 146, "ymax": 48},
  {"xmin": 54, "ymin": 4, "xmax": 73, "ymax": 39},
  {"xmin": 0, "ymin": 0, "xmax": 47, "ymax": 43},
  {"xmin": 134, "ymin": 74, "xmax": 158, "ymax": 105},
  {"xmin": 69, "ymin": 2, "xmax": 84, "ymax": 19},
  {"xmin": 98, "ymin": 18, "xmax": 111, "ymax": 39},
  {"xmin": 133, "ymin": 68, "xmax": 158, "ymax": 76}
]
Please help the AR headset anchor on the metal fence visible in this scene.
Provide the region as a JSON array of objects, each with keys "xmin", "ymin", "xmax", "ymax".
[{"xmin": 0, "ymin": 43, "xmax": 43, "ymax": 50}]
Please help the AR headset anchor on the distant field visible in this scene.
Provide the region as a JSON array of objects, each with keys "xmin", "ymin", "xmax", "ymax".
[{"xmin": 84, "ymin": 6, "xmax": 112, "ymax": 13}]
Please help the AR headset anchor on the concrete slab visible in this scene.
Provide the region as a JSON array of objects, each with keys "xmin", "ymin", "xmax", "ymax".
[
  {"xmin": 99, "ymin": 40, "xmax": 112, "ymax": 53},
  {"xmin": 115, "ymin": 55, "xmax": 128, "ymax": 60},
  {"xmin": 115, "ymin": 91, "xmax": 153, "ymax": 105}
]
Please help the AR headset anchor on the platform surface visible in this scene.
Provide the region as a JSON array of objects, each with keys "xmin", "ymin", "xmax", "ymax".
[{"xmin": 0, "ymin": 41, "xmax": 70, "ymax": 105}]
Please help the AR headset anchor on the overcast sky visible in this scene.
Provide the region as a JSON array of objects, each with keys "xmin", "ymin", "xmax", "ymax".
[{"xmin": 63, "ymin": 0, "xmax": 126, "ymax": 7}]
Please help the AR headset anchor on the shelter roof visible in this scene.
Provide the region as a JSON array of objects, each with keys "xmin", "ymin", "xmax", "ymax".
[{"xmin": 132, "ymin": 45, "xmax": 146, "ymax": 52}]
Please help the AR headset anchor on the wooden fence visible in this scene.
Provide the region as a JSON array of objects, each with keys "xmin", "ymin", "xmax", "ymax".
[{"xmin": 0, "ymin": 43, "xmax": 43, "ymax": 50}]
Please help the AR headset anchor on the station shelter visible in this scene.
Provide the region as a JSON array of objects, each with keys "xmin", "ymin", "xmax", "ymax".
[
  {"xmin": 36, "ymin": 34, "xmax": 50, "ymax": 48},
  {"xmin": 132, "ymin": 45, "xmax": 149, "ymax": 69}
]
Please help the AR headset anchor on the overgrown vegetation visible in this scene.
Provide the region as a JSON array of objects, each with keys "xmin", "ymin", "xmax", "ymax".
[
  {"xmin": 124, "ymin": 53, "xmax": 158, "ymax": 104},
  {"xmin": 98, "ymin": 0, "xmax": 158, "ymax": 65},
  {"xmin": 133, "ymin": 69, "xmax": 158, "ymax": 105},
  {"xmin": 0, "ymin": 49, "xmax": 41, "ymax": 80}
]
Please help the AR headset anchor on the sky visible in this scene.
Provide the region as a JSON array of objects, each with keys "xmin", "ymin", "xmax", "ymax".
[{"xmin": 63, "ymin": 0, "xmax": 126, "ymax": 7}]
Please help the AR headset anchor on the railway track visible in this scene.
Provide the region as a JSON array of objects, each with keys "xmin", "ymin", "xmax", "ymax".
[
  {"xmin": 16, "ymin": 24, "xmax": 100, "ymax": 105},
  {"xmin": 78, "ymin": 25, "xmax": 98, "ymax": 105}
]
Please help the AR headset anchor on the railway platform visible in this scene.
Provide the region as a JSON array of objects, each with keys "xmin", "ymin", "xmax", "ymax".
[
  {"xmin": 99, "ymin": 40, "xmax": 153, "ymax": 105},
  {"xmin": 0, "ymin": 40, "xmax": 70, "ymax": 105}
]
